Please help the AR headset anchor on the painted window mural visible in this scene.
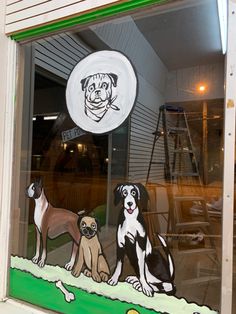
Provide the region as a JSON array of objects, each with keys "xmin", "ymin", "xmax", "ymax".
[{"xmin": 10, "ymin": 1, "xmax": 224, "ymax": 313}]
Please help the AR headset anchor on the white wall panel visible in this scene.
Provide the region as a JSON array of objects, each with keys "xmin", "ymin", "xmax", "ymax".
[
  {"xmin": 5, "ymin": 0, "xmax": 121, "ymax": 35},
  {"xmin": 165, "ymin": 63, "xmax": 224, "ymax": 102},
  {"xmin": 6, "ymin": 0, "xmax": 49, "ymax": 13}
]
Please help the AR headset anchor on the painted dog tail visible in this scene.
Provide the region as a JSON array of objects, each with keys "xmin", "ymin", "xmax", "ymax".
[{"xmin": 157, "ymin": 234, "xmax": 175, "ymax": 280}]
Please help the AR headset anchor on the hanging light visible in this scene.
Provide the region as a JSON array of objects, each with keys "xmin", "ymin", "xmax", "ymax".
[{"xmin": 197, "ymin": 84, "xmax": 207, "ymax": 94}]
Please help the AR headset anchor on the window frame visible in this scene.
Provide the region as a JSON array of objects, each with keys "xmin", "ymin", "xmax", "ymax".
[{"xmin": 0, "ymin": 0, "xmax": 235, "ymax": 313}]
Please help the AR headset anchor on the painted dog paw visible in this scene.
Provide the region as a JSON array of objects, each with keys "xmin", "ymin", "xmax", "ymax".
[
  {"xmin": 107, "ymin": 276, "xmax": 118, "ymax": 286},
  {"xmin": 84, "ymin": 269, "xmax": 92, "ymax": 277},
  {"xmin": 32, "ymin": 256, "xmax": 39, "ymax": 264},
  {"xmin": 141, "ymin": 282, "xmax": 154, "ymax": 297},
  {"xmin": 64, "ymin": 262, "xmax": 73, "ymax": 271},
  {"xmin": 38, "ymin": 259, "xmax": 45, "ymax": 268},
  {"xmin": 125, "ymin": 275, "xmax": 139, "ymax": 284},
  {"xmin": 100, "ymin": 272, "xmax": 109, "ymax": 282},
  {"xmin": 72, "ymin": 269, "xmax": 81, "ymax": 278},
  {"xmin": 92, "ymin": 272, "xmax": 101, "ymax": 283},
  {"xmin": 133, "ymin": 280, "xmax": 142, "ymax": 292}
]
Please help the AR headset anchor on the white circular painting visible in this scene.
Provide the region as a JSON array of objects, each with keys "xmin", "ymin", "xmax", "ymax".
[{"xmin": 66, "ymin": 50, "xmax": 137, "ymax": 134}]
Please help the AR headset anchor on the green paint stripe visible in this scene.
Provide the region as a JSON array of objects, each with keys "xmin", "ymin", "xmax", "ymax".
[
  {"xmin": 11, "ymin": 0, "xmax": 169, "ymax": 41},
  {"xmin": 10, "ymin": 268, "xmax": 161, "ymax": 314}
]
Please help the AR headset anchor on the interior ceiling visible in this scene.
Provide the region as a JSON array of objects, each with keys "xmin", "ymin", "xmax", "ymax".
[{"xmin": 134, "ymin": 0, "xmax": 223, "ymax": 70}]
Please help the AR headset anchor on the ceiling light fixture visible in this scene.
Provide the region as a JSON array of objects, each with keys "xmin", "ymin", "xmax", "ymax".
[
  {"xmin": 44, "ymin": 115, "xmax": 58, "ymax": 120},
  {"xmin": 217, "ymin": 0, "xmax": 227, "ymax": 54},
  {"xmin": 197, "ymin": 84, "xmax": 207, "ymax": 93}
]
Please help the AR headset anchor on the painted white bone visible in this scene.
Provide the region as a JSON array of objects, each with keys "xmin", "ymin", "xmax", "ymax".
[{"xmin": 55, "ymin": 280, "xmax": 75, "ymax": 303}]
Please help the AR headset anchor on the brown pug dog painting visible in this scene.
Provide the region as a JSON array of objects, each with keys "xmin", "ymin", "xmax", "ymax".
[
  {"xmin": 72, "ymin": 216, "xmax": 110, "ymax": 283},
  {"xmin": 81, "ymin": 72, "xmax": 119, "ymax": 123}
]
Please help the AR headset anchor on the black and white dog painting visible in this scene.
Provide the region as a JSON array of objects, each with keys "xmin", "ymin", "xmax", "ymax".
[
  {"xmin": 108, "ymin": 183, "xmax": 175, "ymax": 297},
  {"xmin": 66, "ymin": 50, "xmax": 137, "ymax": 134},
  {"xmin": 81, "ymin": 72, "xmax": 119, "ymax": 123}
]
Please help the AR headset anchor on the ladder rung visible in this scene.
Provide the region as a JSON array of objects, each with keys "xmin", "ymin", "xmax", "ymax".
[
  {"xmin": 177, "ymin": 248, "xmax": 216, "ymax": 255},
  {"xmin": 150, "ymin": 161, "xmax": 165, "ymax": 165},
  {"xmin": 176, "ymin": 221, "xmax": 210, "ymax": 229},
  {"xmin": 171, "ymin": 172, "xmax": 199, "ymax": 177},
  {"xmin": 174, "ymin": 195, "xmax": 205, "ymax": 201}
]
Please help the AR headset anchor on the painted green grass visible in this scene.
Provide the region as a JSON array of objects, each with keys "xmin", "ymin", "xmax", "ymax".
[{"xmin": 9, "ymin": 268, "xmax": 162, "ymax": 314}]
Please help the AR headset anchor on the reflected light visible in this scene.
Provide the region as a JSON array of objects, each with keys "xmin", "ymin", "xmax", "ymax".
[
  {"xmin": 77, "ymin": 143, "xmax": 83, "ymax": 152},
  {"xmin": 44, "ymin": 115, "xmax": 58, "ymax": 120},
  {"xmin": 197, "ymin": 84, "xmax": 207, "ymax": 93}
]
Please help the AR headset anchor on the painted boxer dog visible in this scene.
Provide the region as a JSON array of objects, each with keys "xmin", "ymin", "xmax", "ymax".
[
  {"xmin": 26, "ymin": 178, "xmax": 81, "ymax": 269},
  {"xmin": 81, "ymin": 72, "xmax": 119, "ymax": 122},
  {"xmin": 108, "ymin": 183, "xmax": 175, "ymax": 297}
]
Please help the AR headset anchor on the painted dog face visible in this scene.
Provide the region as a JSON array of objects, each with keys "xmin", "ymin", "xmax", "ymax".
[
  {"xmin": 79, "ymin": 216, "xmax": 99, "ymax": 239},
  {"xmin": 81, "ymin": 73, "xmax": 117, "ymax": 105},
  {"xmin": 26, "ymin": 178, "xmax": 42, "ymax": 199},
  {"xmin": 80, "ymin": 73, "xmax": 119, "ymax": 123},
  {"xmin": 114, "ymin": 183, "xmax": 149, "ymax": 215}
]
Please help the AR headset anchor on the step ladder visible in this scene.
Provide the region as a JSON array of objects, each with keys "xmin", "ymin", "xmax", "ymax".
[{"xmin": 146, "ymin": 104, "xmax": 219, "ymax": 285}]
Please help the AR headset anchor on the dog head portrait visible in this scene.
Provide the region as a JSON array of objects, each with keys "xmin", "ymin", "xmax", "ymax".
[
  {"xmin": 80, "ymin": 72, "xmax": 119, "ymax": 123},
  {"xmin": 26, "ymin": 177, "xmax": 43, "ymax": 199},
  {"xmin": 78, "ymin": 216, "xmax": 100, "ymax": 239},
  {"xmin": 114, "ymin": 183, "xmax": 149, "ymax": 214}
]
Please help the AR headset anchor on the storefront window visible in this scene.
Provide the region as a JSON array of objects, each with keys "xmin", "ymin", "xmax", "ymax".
[{"xmin": 10, "ymin": 1, "xmax": 225, "ymax": 313}]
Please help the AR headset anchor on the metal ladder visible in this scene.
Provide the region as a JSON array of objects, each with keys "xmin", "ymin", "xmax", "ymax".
[{"xmin": 146, "ymin": 104, "xmax": 219, "ymax": 285}]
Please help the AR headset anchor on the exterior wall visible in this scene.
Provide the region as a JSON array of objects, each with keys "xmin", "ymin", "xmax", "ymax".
[
  {"xmin": 5, "ymin": 0, "xmax": 121, "ymax": 35},
  {"xmin": 165, "ymin": 62, "xmax": 224, "ymax": 102},
  {"xmin": 91, "ymin": 17, "xmax": 168, "ymax": 183}
]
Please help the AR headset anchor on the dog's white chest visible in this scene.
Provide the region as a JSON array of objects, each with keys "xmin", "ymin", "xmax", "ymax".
[
  {"xmin": 34, "ymin": 194, "xmax": 48, "ymax": 232},
  {"xmin": 118, "ymin": 217, "xmax": 145, "ymax": 246}
]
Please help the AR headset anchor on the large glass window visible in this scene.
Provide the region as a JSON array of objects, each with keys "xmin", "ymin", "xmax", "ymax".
[{"xmin": 10, "ymin": 1, "xmax": 225, "ymax": 313}]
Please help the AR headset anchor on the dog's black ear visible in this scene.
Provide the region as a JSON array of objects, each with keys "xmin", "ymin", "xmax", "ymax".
[
  {"xmin": 135, "ymin": 183, "xmax": 149, "ymax": 210},
  {"xmin": 81, "ymin": 76, "xmax": 91, "ymax": 91},
  {"xmin": 113, "ymin": 184, "xmax": 123, "ymax": 206},
  {"xmin": 108, "ymin": 73, "xmax": 118, "ymax": 87},
  {"xmin": 95, "ymin": 218, "xmax": 101, "ymax": 232}
]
